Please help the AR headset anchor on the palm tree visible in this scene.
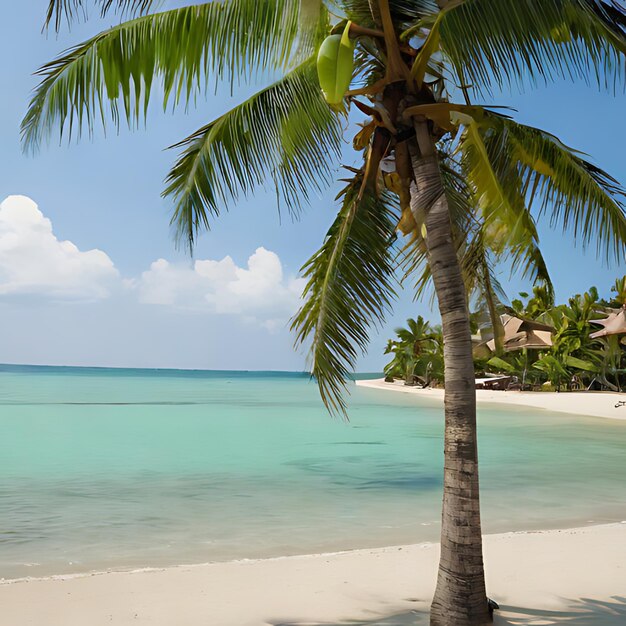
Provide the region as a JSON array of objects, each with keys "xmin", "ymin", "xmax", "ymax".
[
  {"xmin": 385, "ymin": 316, "xmax": 441, "ymax": 384},
  {"xmin": 396, "ymin": 316, "xmax": 437, "ymax": 383},
  {"xmin": 383, "ymin": 338, "xmax": 403, "ymax": 379},
  {"xmin": 514, "ymin": 285, "xmax": 556, "ymax": 321},
  {"xmin": 384, "ymin": 337, "xmax": 417, "ymax": 382},
  {"xmin": 539, "ymin": 288, "xmax": 603, "ymax": 387},
  {"xmin": 25, "ymin": 1, "xmax": 626, "ymax": 624}
]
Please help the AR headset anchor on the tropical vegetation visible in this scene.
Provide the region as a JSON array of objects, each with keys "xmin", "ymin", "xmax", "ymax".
[
  {"xmin": 389, "ymin": 277, "xmax": 626, "ymax": 393},
  {"xmin": 26, "ymin": 1, "xmax": 626, "ymax": 624},
  {"xmin": 384, "ymin": 316, "xmax": 443, "ymax": 385}
]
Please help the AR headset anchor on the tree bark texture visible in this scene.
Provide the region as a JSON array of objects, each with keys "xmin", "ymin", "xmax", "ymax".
[{"xmin": 410, "ymin": 124, "xmax": 492, "ymax": 626}]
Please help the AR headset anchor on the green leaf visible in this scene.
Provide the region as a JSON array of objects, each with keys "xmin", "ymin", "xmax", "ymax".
[
  {"xmin": 24, "ymin": 0, "xmax": 320, "ymax": 150},
  {"xmin": 45, "ymin": 1, "xmax": 157, "ymax": 30},
  {"xmin": 164, "ymin": 59, "xmax": 343, "ymax": 249},
  {"xmin": 410, "ymin": 14, "xmax": 441, "ymax": 86},
  {"xmin": 564, "ymin": 355, "xmax": 599, "ymax": 371},
  {"xmin": 343, "ymin": 0, "xmax": 438, "ymax": 31},
  {"xmin": 459, "ymin": 117, "xmax": 544, "ymax": 258},
  {"xmin": 478, "ymin": 112, "xmax": 626, "ymax": 263},
  {"xmin": 291, "ymin": 173, "xmax": 400, "ymax": 416},
  {"xmin": 432, "ymin": 0, "xmax": 626, "ymax": 94},
  {"xmin": 487, "ymin": 356, "xmax": 517, "ymax": 373}
]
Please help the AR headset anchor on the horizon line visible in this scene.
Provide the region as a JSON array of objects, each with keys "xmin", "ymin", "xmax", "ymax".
[{"xmin": 0, "ymin": 363, "xmax": 382, "ymax": 376}]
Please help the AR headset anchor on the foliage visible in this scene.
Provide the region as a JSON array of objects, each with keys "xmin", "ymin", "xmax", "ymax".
[
  {"xmin": 422, "ymin": 0, "xmax": 626, "ymax": 93},
  {"xmin": 26, "ymin": 0, "xmax": 626, "ymax": 414},
  {"xmin": 24, "ymin": 0, "xmax": 323, "ymax": 150},
  {"xmin": 386, "ymin": 277, "xmax": 626, "ymax": 392},
  {"xmin": 384, "ymin": 316, "xmax": 443, "ymax": 385},
  {"xmin": 164, "ymin": 59, "xmax": 343, "ymax": 247},
  {"xmin": 45, "ymin": 1, "xmax": 158, "ymax": 31},
  {"xmin": 291, "ymin": 174, "xmax": 399, "ymax": 416},
  {"xmin": 510, "ymin": 279, "xmax": 621, "ymax": 390}
]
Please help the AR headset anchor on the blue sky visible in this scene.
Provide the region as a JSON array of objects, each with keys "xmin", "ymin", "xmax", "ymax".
[{"xmin": 1, "ymin": 1, "xmax": 625, "ymax": 371}]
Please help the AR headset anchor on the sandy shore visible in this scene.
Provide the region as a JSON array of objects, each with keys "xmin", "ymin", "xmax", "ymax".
[
  {"xmin": 1, "ymin": 523, "xmax": 625, "ymax": 625},
  {"xmin": 357, "ymin": 378, "xmax": 626, "ymax": 420}
]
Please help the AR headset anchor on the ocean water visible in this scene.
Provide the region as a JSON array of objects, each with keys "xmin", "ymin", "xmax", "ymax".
[{"xmin": 1, "ymin": 364, "xmax": 626, "ymax": 580}]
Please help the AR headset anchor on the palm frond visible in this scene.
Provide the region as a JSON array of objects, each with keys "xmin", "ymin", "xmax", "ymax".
[
  {"xmin": 24, "ymin": 0, "xmax": 318, "ymax": 150},
  {"xmin": 458, "ymin": 228, "xmax": 509, "ymax": 350},
  {"xmin": 164, "ymin": 59, "xmax": 343, "ymax": 248},
  {"xmin": 459, "ymin": 118, "xmax": 543, "ymax": 257},
  {"xmin": 342, "ymin": 0, "xmax": 438, "ymax": 30},
  {"xmin": 352, "ymin": 38, "xmax": 385, "ymax": 89},
  {"xmin": 45, "ymin": 0, "xmax": 158, "ymax": 30},
  {"xmin": 422, "ymin": 0, "xmax": 626, "ymax": 93},
  {"xmin": 507, "ymin": 236, "xmax": 555, "ymax": 301},
  {"xmin": 590, "ymin": 1, "xmax": 626, "ymax": 37},
  {"xmin": 459, "ymin": 209, "xmax": 554, "ymax": 306},
  {"xmin": 476, "ymin": 113, "xmax": 626, "ymax": 262},
  {"xmin": 291, "ymin": 173, "xmax": 400, "ymax": 416},
  {"xmin": 461, "ymin": 229, "xmax": 505, "ymax": 300}
]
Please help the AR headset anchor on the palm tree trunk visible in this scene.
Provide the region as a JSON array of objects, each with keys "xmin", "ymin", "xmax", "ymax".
[
  {"xmin": 482, "ymin": 264, "xmax": 504, "ymax": 355},
  {"xmin": 410, "ymin": 120, "xmax": 491, "ymax": 626}
]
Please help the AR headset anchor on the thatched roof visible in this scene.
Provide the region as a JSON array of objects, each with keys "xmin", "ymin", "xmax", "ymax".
[{"xmin": 486, "ymin": 314, "xmax": 554, "ymax": 352}]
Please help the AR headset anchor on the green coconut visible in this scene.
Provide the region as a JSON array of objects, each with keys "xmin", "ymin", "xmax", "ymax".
[{"xmin": 317, "ymin": 21, "xmax": 355, "ymax": 106}]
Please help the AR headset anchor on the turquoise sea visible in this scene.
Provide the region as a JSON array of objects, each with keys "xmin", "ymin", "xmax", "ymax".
[{"xmin": 1, "ymin": 364, "xmax": 626, "ymax": 580}]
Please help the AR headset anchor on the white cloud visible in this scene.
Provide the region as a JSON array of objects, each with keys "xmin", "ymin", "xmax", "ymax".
[
  {"xmin": 0, "ymin": 196, "xmax": 119, "ymax": 299},
  {"xmin": 0, "ymin": 196, "xmax": 303, "ymax": 331},
  {"xmin": 138, "ymin": 247, "xmax": 305, "ymax": 328}
]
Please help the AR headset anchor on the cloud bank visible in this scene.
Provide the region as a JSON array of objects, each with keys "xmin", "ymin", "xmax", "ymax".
[
  {"xmin": 138, "ymin": 247, "xmax": 305, "ymax": 330},
  {"xmin": 0, "ymin": 196, "xmax": 303, "ymax": 329},
  {"xmin": 0, "ymin": 195, "xmax": 118, "ymax": 299}
]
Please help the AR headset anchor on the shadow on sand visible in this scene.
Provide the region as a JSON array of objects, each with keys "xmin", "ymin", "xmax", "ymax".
[
  {"xmin": 272, "ymin": 595, "xmax": 626, "ymax": 626},
  {"xmin": 496, "ymin": 596, "xmax": 626, "ymax": 625}
]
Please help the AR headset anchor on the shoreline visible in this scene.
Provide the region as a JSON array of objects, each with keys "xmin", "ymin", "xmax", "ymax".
[
  {"xmin": 357, "ymin": 378, "xmax": 626, "ymax": 420},
  {"xmin": 2, "ymin": 523, "xmax": 625, "ymax": 625},
  {"xmin": 0, "ymin": 518, "xmax": 616, "ymax": 586}
]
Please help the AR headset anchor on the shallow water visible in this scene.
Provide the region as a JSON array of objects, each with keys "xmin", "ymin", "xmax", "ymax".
[{"xmin": 1, "ymin": 365, "xmax": 625, "ymax": 579}]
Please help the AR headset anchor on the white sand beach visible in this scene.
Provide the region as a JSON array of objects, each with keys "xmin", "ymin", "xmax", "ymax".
[
  {"xmin": 357, "ymin": 378, "xmax": 626, "ymax": 420},
  {"xmin": 1, "ymin": 523, "xmax": 625, "ymax": 625}
]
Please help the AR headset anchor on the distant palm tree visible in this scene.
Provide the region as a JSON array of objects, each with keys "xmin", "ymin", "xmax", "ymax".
[
  {"xmin": 26, "ymin": 1, "xmax": 626, "ymax": 624},
  {"xmin": 386, "ymin": 316, "xmax": 438, "ymax": 384}
]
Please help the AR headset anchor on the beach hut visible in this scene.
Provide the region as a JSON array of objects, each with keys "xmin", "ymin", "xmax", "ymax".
[
  {"xmin": 486, "ymin": 314, "xmax": 554, "ymax": 352},
  {"xmin": 481, "ymin": 314, "xmax": 555, "ymax": 389}
]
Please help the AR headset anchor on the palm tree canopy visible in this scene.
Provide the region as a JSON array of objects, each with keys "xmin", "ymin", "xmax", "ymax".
[
  {"xmin": 27, "ymin": 0, "xmax": 626, "ymax": 414},
  {"xmin": 393, "ymin": 316, "xmax": 438, "ymax": 353}
]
